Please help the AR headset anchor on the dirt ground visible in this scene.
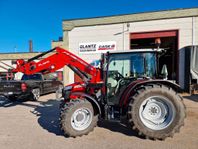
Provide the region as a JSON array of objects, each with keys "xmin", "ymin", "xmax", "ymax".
[{"xmin": 0, "ymin": 94, "xmax": 197, "ymax": 149}]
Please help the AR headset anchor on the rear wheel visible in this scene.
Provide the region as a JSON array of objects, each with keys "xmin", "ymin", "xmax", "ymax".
[
  {"xmin": 31, "ymin": 88, "xmax": 40, "ymax": 101},
  {"xmin": 60, "ymin": 99, "xmax": 98, "ymax": 137},
  {"xmin": 128, "ymin": 84, "xmax": 186, "ymax": 140}
]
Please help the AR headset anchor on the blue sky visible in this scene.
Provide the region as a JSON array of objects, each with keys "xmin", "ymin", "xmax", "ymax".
[{"xmin": 0, "ymin": 0, "xmax": 197, "ymax": 53}]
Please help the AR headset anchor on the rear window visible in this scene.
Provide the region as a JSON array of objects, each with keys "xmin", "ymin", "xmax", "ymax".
[{"xmin": 21, "ymin": 74, "xmax": 42, "ymax": 80}]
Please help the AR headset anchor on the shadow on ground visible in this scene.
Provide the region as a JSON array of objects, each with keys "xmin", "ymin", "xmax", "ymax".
[
  {"xmin": 0, "ymin": 96, "xmax": 143, "ymax": 138},
  {"xmin": 0, "ymin": 96, "xmax": 35, "ymax": 108},
  {"xmin": 0, "ymin": 97, "xmax": 15, "ymax": 107},
  {"xmin": 183, "ymin": 94, "xmax": 198, "ymax": 102},
  {"xmin": 32, "ymin": 99, "xmax": 64, "ymax": 136},
  {"xmin": 98, "ymin": 120, "xmax": 140, "ymax": 138},
  {"xmin": 31, "ymin": 99, "xmax": 141, "ymax": 139}
]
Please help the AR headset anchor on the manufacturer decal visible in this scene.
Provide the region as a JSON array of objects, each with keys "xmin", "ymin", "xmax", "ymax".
[{"xmin": 79, "ymin": 41, "xmax": 116, "ymax": 54}]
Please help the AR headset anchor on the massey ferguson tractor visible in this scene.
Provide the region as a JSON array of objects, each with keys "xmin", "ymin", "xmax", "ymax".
[{"xmin": 11, "ymin": 47, "xmax": 186, "ymax": 140}]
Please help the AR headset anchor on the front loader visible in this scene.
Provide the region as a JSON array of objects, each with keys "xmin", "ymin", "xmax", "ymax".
[{"xmin": 11, "ymin": 47, "xmax": 186, "ymax": 140}]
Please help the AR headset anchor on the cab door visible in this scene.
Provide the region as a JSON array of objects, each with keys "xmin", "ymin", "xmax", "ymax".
[{"xmin": 106, "ymin": 53, "xmax": 131, "ymax": 105}]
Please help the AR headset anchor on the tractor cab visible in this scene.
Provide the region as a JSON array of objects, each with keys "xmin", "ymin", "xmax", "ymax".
[{"xmin": 102, "ymin": 49, "xmax": 163, "ymax": 105}]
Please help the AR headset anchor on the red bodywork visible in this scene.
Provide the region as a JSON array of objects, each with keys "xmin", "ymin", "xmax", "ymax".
[
  {"xmin": 11, "ymin": 47, "xmax": 102, "ymax": 96},
  {"xmin": 119, "ymin": 79, "xmax": 147, "ymax": 107}
]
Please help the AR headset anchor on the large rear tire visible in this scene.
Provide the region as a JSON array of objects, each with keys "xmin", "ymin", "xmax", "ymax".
[
  {"xmin": 60, "ymin": 99, "xmax": 98, "ymax": 137},
  {"xmin": 128, "ymin": 84, "xmax": 186, "ymax": 140}
]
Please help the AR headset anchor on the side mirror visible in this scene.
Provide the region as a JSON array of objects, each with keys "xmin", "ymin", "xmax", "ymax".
[{"xmin": 161, "ymin": 64, "xmax": 168, "ymax": 80}]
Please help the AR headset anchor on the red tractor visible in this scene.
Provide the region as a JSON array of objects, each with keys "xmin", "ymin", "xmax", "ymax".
[{"xmin": 12, "ymin": 47, "xmax": 186, "ymax": 140}]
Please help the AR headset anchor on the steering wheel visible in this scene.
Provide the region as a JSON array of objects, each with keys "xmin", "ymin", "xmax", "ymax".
[
  {"xmin": 109, "ymin": 71, "xmax": 124, "ymax": 81},
  {"xmin": 107, "ymin": 71, "xmax": 124, "ymax": 92}
]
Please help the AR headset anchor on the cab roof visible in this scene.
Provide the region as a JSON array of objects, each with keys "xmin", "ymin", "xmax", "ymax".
[{"xmin": 107, "ymin": 48, "xmax": 164, "ymax": 54}]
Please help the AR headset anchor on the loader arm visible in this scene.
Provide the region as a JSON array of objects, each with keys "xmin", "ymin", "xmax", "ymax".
[{"xmin": 11, "ymin": 47, "xmax": 101, "ymax": 84}]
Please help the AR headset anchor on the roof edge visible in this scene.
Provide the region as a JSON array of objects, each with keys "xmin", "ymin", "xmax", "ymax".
[{"xmin": 62, "ymin": 7, "xmax": 198, "ymax": 31}]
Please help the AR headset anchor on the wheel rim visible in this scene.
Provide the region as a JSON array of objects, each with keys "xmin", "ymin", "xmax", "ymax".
[
  {"xmin": 139, "ymin": 96, "xmax": 176, "ymax": 130},
  {"xmin": 71, "ymin": 107, "xmax": 92, "ymax": 131},
  {"xmin": 32, "ymin": 89, "xmax": 40, "ymax": 100}
]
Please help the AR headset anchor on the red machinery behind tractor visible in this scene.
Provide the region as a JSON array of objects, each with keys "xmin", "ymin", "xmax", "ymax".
[{"xmin": 11, "ymin": 47, "xmax": 186, "ymax": 140}]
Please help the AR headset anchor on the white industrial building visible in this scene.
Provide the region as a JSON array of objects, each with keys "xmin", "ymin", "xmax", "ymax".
[{"xmin": 59, "ymin": 8, "xmax": 198, "ymax": 89}]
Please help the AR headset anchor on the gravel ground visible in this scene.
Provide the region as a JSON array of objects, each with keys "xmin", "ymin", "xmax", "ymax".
[{"xmin": 0, "ymin": 94, "xmax": 197, "ymax": 149}]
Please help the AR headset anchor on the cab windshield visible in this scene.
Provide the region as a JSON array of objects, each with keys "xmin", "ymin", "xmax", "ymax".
[{"xmin": 108, "ymin": 52, "xmax": 157, "ymax": 78}]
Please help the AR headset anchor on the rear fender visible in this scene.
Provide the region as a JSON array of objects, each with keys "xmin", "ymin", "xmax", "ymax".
[{"xmin": 120, "ymin": 80, "xmax": 182, "ymax": 107}]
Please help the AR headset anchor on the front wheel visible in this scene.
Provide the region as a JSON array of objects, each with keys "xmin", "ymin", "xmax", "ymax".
[
  {"xmin": 128, "ymin": 84, "xmax": 186, "ymax": 140},
  {"xmin": 60, "ymin": 99, "xmax": 98, "ymax": 137}
]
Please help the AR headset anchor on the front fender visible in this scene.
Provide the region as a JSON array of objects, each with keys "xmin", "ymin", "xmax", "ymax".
[{"xmin": 71, "ymin": 92, "xmax": 101, "ymax": 115}]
